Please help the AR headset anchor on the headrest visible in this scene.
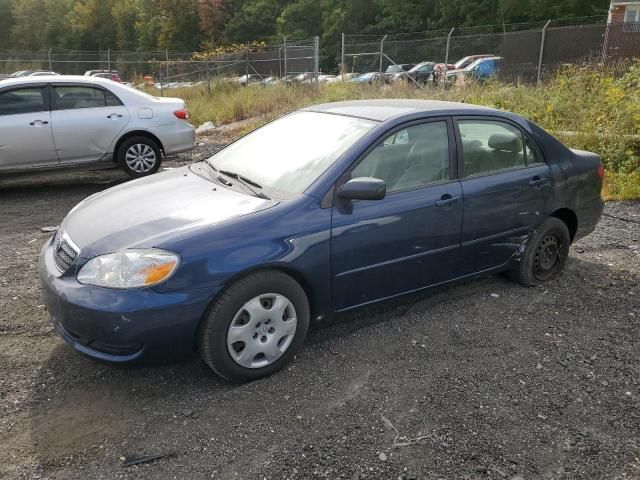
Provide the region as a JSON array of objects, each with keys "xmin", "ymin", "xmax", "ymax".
[{"xmin": 488, "ymin": 133, "xmax": 522, "ymax": 153}]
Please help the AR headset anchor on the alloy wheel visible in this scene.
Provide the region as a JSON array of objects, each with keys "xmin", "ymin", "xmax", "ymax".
[{"xmin": 125, "ymin": 143, "xmax": 157, "ymax": 173}]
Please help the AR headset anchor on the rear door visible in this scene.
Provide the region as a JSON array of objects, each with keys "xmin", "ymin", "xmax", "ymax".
[
  {"xmin": 50, "ymin": 84, "xmax": 129, "ymax": 164},
  {"xmin": 331, "ymin": 118, "xmax": 464, "ymax": 310},
  {"xmin": 455, "ymin": 117, "xmax": 553, "ymax": 275},
  {"xmin": 0, "ymin": 85, "xmax": 58, "ymax": 171}
]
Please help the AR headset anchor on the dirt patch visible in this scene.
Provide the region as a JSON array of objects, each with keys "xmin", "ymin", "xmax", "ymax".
[{"xmin": 0, "ymin": 141, "xmax": 639, "ymax": 479}]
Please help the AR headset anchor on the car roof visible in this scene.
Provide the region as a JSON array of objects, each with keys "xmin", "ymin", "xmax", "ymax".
[
  {"xmin": 0, "ymin": 75, "xmax": 119, "ymax": 88},
  {"xmin": 303, "ymin": 99, "xmax": 501, "ymax": 122}
]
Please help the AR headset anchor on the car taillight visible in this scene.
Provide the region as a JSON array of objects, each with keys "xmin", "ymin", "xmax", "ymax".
[
  {"xmin": 597, "ymin": 164, "xmax": 605, "ymax": 180},
  {"xmin": 174, "ymin": 108, "xmax": 189, "ymax": 120}
]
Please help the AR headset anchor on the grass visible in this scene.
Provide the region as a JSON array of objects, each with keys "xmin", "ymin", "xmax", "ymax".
[{"xmin": 160, "ymin": 66, "xmax": 640, "ymax": 200}]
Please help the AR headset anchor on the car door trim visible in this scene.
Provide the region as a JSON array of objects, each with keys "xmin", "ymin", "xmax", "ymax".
[{"xmin": 335, "ymin": 242, "xmax": 460, "ymax": 278}]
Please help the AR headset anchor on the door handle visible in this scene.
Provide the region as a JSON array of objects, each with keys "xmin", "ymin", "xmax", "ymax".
[
  {"xmin": 528, "ymin": 176, "xmax": 549, "ymax": 187},
  {"xmin": 435, "ymin": 194, "xmax": 460, "ymax": 207},
  {"xmin": 29, "ymin": 120, "xmax": 49, "ymax": 126},
  {"xmin": 107, "ymin": 113, "xmax": 123, "ymax": 119}
]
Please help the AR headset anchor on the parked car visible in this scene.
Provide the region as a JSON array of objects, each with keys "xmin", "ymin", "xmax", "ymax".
[
  {"xmin": 446, "ymin": 56, "xmax": 503, "ymax": 84},
  {"xmin": 392, "ymin": 62, "xmax": 436, "ymax": 84},
  {"xmin": 434, "ymin": 54, "xmax": 494, "ymax": 80},
  {"xmin": 350, "ymin": 72, "xmax": 382, "ymax": 84},
  {"xmin": 26, "ymin": 71, "xmax": 59, "ymax": 77},
  {"xmin": 10, "ymin": 70, "xmax": 35, "ymax": 78},
  {"xmin": 0, "ymin": 75, "xmax": 194, "ymax": 177},
  {"xmin": 91, "ymin": 72, "xmax": 122, "ymax": 82},
  {"xmin": 234, "ymin": 74, "xmax": 261, "ymax": 86},
  {"xmin": 383, "ymin": 64, "xmax": 415, "ymax": 82},
  {"xmin": 385, "ymin": 64, "xmax": 416, "ymax": 75},
  {"xmin": 39, "ymin": 99, "xmax": 604, "ymax": 382}
]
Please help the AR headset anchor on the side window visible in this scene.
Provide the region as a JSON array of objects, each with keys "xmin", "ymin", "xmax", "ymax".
[
  {"xmin": 53, "ymin": 86, "xmax": 110, "ymax": 110},
  {"xmin": 352, "ymin": 121, "xmax": 450, "ymax": 193},
  {"xmin": 105, "ymin": 89, "xmax": 123, "ymax": 106},
  {"xmin": 524, "ymin": 137, "xmax": 543, "ymax": 165},
  {"xmin": 459, "ymin": 120, "xmax": 525, "ymax": 177},
  {"xmin": 0, "ymin": 88, "xmax": 46, "ymax": 116}
]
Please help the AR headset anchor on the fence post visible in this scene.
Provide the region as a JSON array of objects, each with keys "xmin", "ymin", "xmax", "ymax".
[
  {"xmin": 537, "ymin": 20, "xmax": 551, "ymax": 86},
  {"xmin": 379, "ymin": 34, "xmax": 387, "ymax": 76},
  {"xmin": 107, "ymin": 49, "xmax": 111, "ymax": 72},
  {"xmin": 165, "ymin": 49, "xmax": 169, "ymax": 80},
  {"xmin": 443, "ymin": 27, "xmax": 454, "ymax": 87},
  {"xmin": 48, "ymin": 48, "xmax": 52, "ymax": 72},
  {"xmin": 245, "ymin": 47, "xmax": 249, "ymax": 85},
  {"xmin": 283, "ymin": 36, "xmax": 288, "ymax": 82},
  {"xmin": 314, "ymin": 36, "xmax": 320, "ymax": 83},
  {"xmin": 341, "ymin": 32, "xmax": 345, "ymax": 80}
]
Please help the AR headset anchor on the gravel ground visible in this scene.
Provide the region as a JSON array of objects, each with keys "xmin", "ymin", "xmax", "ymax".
[{"xmin": 0, "ymin": 141, "xmax": 639, "ymax": 480}]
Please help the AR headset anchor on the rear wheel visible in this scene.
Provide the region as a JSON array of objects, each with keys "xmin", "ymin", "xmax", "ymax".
[
  {"xmin": 509, "ymin": 217, "xmax": 571, "ymax": 286},
  {"xmin": 117, "ymin": 136, "xmax": 161, "ymax": 178},
  {"xmin": 198, "ymin": 271, "xmax": 310, "ymax": 382}
]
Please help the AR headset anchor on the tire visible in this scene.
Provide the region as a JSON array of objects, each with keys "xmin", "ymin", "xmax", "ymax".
[
  {"xmin": 509, "ymin": 217, "xmax": 571, "ymax": 287},
  {"xmin": 117, "ymin": 136, "xmax": 161, "ymax": 178},
  {"xmin": 198, "ymin": 271, "xmax": 310, "ymax": 382}
]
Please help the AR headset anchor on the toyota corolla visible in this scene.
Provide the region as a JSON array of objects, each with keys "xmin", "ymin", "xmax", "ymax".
[{"xmin": 39, "ymin": 99, "xmax": 604, "ymax": 382}]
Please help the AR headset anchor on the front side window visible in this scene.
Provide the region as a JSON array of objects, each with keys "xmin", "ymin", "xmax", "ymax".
[
  {"xmin": 53, "ymin": 86, "xmax": 121, "ymax": 110},
  {"xmin": 459, "ymin": 120, "xmax": 525, "ymax": 177},
  {"xmin": 207, "ymin": 111, "xmax": 377, "ymax": 196},
  {"xmin": 352, "ymin": 121, "xmax": 450, "ymax": 192},
  {"xmin": 0, "ymin": 87, "xmax": 45, "ymax": 116}
]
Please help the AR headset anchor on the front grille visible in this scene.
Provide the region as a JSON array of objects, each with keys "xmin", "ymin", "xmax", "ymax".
[{"xmin": 53, "ymin": 229, "xmax": 79, "ymax": 273}]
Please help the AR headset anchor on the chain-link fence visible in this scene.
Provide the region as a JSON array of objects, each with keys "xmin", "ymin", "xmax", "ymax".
[
  {"xmin": 156, "ymin": 37, "xmax": 319, "ymax": 93},
  {"xmin": 0, "ymin": 37, "xmax": 320, "ymax": 94},
  {"xmin": 342, "ymin": 18, "xmax": 640, "ymax": 84},
  {"xmin": 0, "ymin": 49, "xmax": 192, "ymax": 80}
]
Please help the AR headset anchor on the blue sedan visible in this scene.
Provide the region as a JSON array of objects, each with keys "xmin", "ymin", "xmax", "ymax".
[{"xmin": 39, "ymin": 100, "xmax": 604, "ymax": 382}]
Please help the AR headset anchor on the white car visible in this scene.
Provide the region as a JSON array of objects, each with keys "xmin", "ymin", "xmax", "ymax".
[{"xmin": 0, "ymin": 75, "xmax": 195, "ymax": 177}]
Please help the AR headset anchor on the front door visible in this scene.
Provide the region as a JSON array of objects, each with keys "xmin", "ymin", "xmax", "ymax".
[
  {"xmin": 50, "ymin": 84, "xmax": 129, "ymax": 164},
  {"xmin": 0, "ymin": 86, "xmax": 58, "ymax": 171},
  {"xmin": 455, "ymin": 117, "xmax": 554, "ymax": 275},
  {"xmin": 331, "ymin": 119, "xmax": 463, "ymax": 311}
]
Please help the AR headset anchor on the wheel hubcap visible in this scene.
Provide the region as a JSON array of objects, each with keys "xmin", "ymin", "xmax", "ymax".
[
  {"xmin": 125, "ymin": 144, "xmax": 156, "ymax": 173},
  {"xmin": 227, "ymin": 294, "xmax": 297, "ymax": 369},
  {"xmin": 533, "ymin": 233, "xmax": 562, "ymax": 281}
]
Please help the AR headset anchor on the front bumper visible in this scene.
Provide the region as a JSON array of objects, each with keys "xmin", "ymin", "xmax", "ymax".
[{"xmin": 39, "ymin": 239, "xmax": 221, "ymax": 364}]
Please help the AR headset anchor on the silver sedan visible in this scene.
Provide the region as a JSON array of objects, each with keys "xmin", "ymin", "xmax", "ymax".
[{"xmin": 0, "ymin": 76, "xmax": 195, "ymax": 177}]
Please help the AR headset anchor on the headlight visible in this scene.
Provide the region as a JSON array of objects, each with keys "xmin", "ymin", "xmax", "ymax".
[{"xmin": 77, "ymin": 249, "xmax": 180, "ymax": 288}]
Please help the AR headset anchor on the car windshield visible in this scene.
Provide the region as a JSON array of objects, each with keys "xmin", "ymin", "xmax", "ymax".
[
  {"xmin": 206, "ymin": 111, "xmax": 377, "ymax": 196},
  {"xmin": 455, "ymin": 57, "xmax": 472, "ymax": 69},
  {"xmin": 386, "ymin": 65, "xmax": 403, "ymax": 73},
  {"xmin": 410, "ymin": 63, "xmax": 433, "ymax": 73},
  {"xmin": 465, "ymin": 59, "xmax": 487, "ymax": 71}
]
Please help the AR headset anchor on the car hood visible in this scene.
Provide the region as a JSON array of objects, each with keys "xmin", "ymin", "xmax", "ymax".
[
  {"xmin": 445, "ymin": 68, "xmax": 466, "ymax": 76},
  {"xmin": 62, "ymin": 165, "xmax": 277, "ymax": 258}
]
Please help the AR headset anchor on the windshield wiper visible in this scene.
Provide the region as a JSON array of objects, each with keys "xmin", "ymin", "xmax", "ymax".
[
  {"xmin": 203, "ymin": 161, "xmax": 233, "ymax": 186},
  {"xmin": 218, "ymin": 169, "xmax": 270, "ymax": 199}
]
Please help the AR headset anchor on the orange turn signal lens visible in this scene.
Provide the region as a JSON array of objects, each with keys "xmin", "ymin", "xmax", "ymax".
[{"xmin": 143, "ymin": 261, "xmax": 177, "ymax": 285}]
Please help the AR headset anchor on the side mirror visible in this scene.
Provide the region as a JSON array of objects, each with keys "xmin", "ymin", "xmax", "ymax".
[{"xmin": 338, "ymin": 177, "xmax": 386, "ymax": 201}]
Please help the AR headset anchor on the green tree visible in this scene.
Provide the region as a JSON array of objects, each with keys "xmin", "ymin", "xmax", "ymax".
[
  {"xmin": 223, "ymin": 0, "xmax": 283, "ymax": 43},
  {"xmin": 277, "ymin": 0, "xmax": 322, "ymax": 38}
]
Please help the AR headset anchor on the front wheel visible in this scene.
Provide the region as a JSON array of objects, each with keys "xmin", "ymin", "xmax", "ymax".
[
  {"xmin": 117, "ymin": 136, "xmax": 161, "ymax": 178},
  {"xmin": 198, "ymin": 271, "xmax": 310, "ymax": 382},
  {"xmin": 509, "ymin": 217, "xmax": 571, "ymax": 286}
]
